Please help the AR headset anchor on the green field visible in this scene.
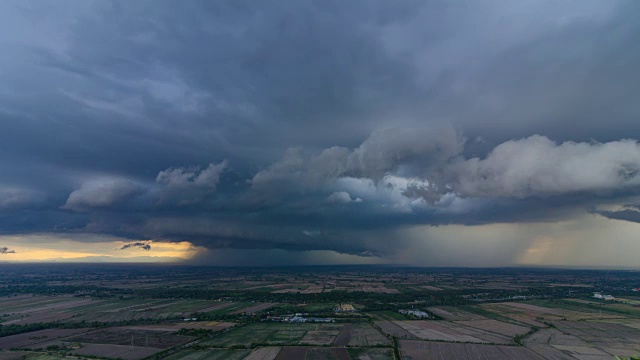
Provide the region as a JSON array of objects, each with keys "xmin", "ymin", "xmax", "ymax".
[
  {"xmin": 347, "ymin": 347, "xmax": 394, "ymax": 360},
  {"xmin": 299, "ymin": 303, "xmax": 336, "ymax": 312},
  {"xmin": 348, "ymin": 323, "xmax": 391, "ymax": 346},
  {"xmin": 366, "ymin": 311, "xmax": 408, "ymax": 321},
  {"xmin": 200, "ymin": 322, "xmax": 344, "ymax": 348},
  {"xmin": 164, "ymin": 349, "xmax": 251, "ymax": 360}
]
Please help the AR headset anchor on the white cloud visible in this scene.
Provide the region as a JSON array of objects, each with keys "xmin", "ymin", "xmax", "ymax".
[
  {"xmin": 63, "ymin": 179, "xmax": 143, "ymax": 211},
  {"xmin": 451, "ymin": 135, "xmax": 640, "ymax": 198}
]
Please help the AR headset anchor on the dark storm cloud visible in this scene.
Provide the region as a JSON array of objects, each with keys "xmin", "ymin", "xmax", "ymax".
[
  {"xmin": 1, "ymin": 0, "xmax": 640, "ymax": 262},
  {"xmin": 593, "ymin": 205, "xmax": 640, "ymax": 224},
  {"xmin": 119, "ymin": 242, "xmax": 151, "ymax": 251},
  {"xmin": 0, "ymin": 247, "xmax": 16, "ymax": 254}
]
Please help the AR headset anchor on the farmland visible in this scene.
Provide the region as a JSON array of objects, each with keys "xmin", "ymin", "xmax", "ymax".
[
  {"xmin": 399, "ymin": 340, "xmax": 545, "ymax": 360},
  {"xmin": 0, "ymin": 264, "xmax": 640, "ymax": 359},
  {"xmin": 197, "ymin": 322, "xmax": 387, "ymax": 348}
]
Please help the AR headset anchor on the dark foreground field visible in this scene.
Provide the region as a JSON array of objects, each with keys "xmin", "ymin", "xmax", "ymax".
[{"xmin": 0, "ymin": 264, "xmax": 639, "ymax": 359}]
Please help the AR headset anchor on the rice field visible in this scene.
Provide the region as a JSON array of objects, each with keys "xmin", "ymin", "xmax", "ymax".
[
  {"xmin": 165, "ymin": 349, "xmax": 252, "ymax": 360},
  {"xmin": 378, "ymin": 320, "xmax": 529, "ymax": 344},
  {"xmin": 399, "ymin": 340, "xmax": 545, "ymax": 360},
  {"xmin": 0, "ymin": 295, "xmax": 241, "ymax": 325}
]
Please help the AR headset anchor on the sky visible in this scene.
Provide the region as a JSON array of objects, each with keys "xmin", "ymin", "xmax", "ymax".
[{"xmin": 1, "ymin": 0, "xmax": 640, "ymax": 266}]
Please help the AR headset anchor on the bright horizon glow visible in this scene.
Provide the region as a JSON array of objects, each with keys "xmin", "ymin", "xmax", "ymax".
[{"xmin": 0, "ymin": 234, "xmax": 203, "ymax": 262}]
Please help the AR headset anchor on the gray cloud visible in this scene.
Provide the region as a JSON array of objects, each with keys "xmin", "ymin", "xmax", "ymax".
[
  {"xmin": 449, "ymin": 136, "xmax": 640, "ymax": 198},
  {"xmin": 0, "ymin": 1, "xmax": 639, "ymax": 264},
  {"xmin": 0, "ymin": 247, "xmax": 16, "ymax": 254},
  {"xmin": 156, "ymin": 161, "xmax": 227, "ymax": 189},
  {"xmin": 0, "ymin": 187, "xmax": 42, "ymax": 209},
  {"xmin": 119, "ymin": 242, "xmax": 151, "ymax": 251},
  {"xmin": 324, "ymin": 192, "xmax": 362, "ymax": 204},
  {"xmin": 593, "ymin": 205, "xmax": 640, "ymax": 224},
  {"xmin": 63, "ymin": 179, "xmax": 144, "ymax": 211}
]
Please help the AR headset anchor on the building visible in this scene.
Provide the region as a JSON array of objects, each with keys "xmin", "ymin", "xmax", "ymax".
[
  {"xmin": 593, "ymin": 292, "xmax": 614, "ymax": 300},
  {"xmin": 336, "ymin": 304, "xmax": 356, "ymax": 312}
]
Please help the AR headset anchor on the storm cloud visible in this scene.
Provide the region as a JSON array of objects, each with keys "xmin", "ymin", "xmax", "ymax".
[
  {"xmin": 1, "ymin": 0, "xmax": 640, "ymax": 265},
  {"xmin": 0, "ymin": 247, "xmax": 16, "ymax": 254},
  {"xmin": 119, "ymin": 242, "xmax": 151, "ymax": 251}
]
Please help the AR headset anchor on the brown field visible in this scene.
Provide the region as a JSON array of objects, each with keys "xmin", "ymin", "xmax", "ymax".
[
  {"xmin": 306, "ymin": 348, "xmax": 334, "ymax": 360},
  {"xmin": 373, "ymin": 321, "xmax": 417, "ymax": 340},
  {"xmin": 0, "ymin": 328, "xmax": 90, "ymax": 350},
  {"xmin": 426, "ymin": 306, "xmax": 486, "ymax": 321},
  {"xmin": 595, "ymin": 318, "xmax": 640, "ymax": 330},
  {"xmin": 0, "ymin": 352, "xmax": 30, "ymax": 360},
  {"xmin": 0, "ymin": 296, "xmax": 234, "ymax": 325},
  {"xmin": 549, "ymin": 283, "xmax": 594, "ymax": 288},
  {"xmin": 399, "ymin": 340, "xmax": 545, "ymax": 360},
  {"xmin": 274, "ymin": 346, "xmax": 307, "ymax": 360},
  {"xmin": 350, "ymin": 287, "xmax": 399, "ymax": 294},
  {"xmin": 332, "ymin": 324, "xmax": 352, "ymax": 346},
  {"xmin": 244, "ymin": 347, "xmax": 282, "ymax": 360},
  {"xmin": 65, "ymin": 327, "xmax": 194, "ymax": 348},
  {"xmin": 393, "ymin": 321, "xmax": 484, "ymax": 343},
  {"xmin": 0, "ymin": 296, "xmax": 97, "ymax": 325},
  {"xmin": 476, "ymin": 302, "xmax": 607, "ymax": 327},
  {"xmin": 72, "ymin": 343, "xmax": 161, "ymax": 360},
  {"xmin": 455, "ymin": 319, "xmax": 530, "ymax": 337},
  {"xmin": 499, "ymin": 302, "xmax": 564, "ymax": 315},
  {"xmin": 301, "ymin": 324, "xmax": 343, "ymax": 345},
  {"xmin": 330, "ymin": 348, "xmax": 350, "ymax": 360},
  {"xmin": 347, "ymin": 347, "xmax": 393, "ymax": 360},
  {"xmin": 522, "ymin": 321, "xmax": 640, "ymax": 359},
  {"xmin": 125, "ymin": 321, "xmax": 235, "ymax": 332},
  {"xmin": 348, "ymin": 323, "xmax": 390, "ymax": 347},
  {"xmin": 233, "ymin": 302, "xmax": 277, "ymax": 314},
  {"xmin": 199, "ymin": 302, "xmax": 236, "ymax": 312},
  {"xmin": 421, "ymin": 285, "xmax": 443, "ymax": 291},
  {"xmin": 391, "ymin": 320, "xmax": 523, "ymax": 344},
  {"xmin": 524, "ymin": 344, "xmax": 576, "ymax": 360}
]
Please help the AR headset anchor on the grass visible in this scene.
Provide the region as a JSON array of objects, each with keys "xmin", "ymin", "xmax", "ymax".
[
  {"xmin": 366, "ymin": 311, "xmax": 408, "ymax": 321},
  {"xmin": 347, "ymin": 347, "xmax": 394, "ymax": 360},
  {"xmin": 200, "ymin": 322, "xmax": 322, "ymax": 348},
  {"xmin": 299, "ymin": 303, "xmax": 336, "ymax": 312},
  {"xmin": 458, "ymin": 305, "xmax": 522, "ymax": 324},
  {"xmin": 165, "ymin": 348, "xmax": 251, "ymax": 360}
]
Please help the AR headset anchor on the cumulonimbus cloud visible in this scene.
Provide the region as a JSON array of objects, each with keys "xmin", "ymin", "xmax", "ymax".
[{"xmin": 252, "ymin": 130, "xmax": 640, "ymax": 203}]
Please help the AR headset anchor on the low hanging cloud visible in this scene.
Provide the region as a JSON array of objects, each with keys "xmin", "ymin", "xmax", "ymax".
[
  {"xmin": 592, "ymin": 205, "xmax": 640, "ymax": 224},
  {"xmin": 155, "ymin": 160, "xmax": 228, "ymax": 206},
  {"xmin": 1, "ymin": 0, "xmax": 640, "ymax": 265},
  {"xmin": 449, "ymin": 136, "xmax": 640, "ymax": 198},
  {"xmin": 63, "ymin": 161, "xmax": 229, "ymax": 212},
  {"xmin": 0, "ymin": 247, "xmax": 16, "ymax": 254},
  {"xmin": 250, "ymin": 126, "xmax": 463, "ymax": 195},
  {"xmin": 156, "ymin": 161, "xmax": 228, "ymax": 189},
  {"xmin": 119, "ymin": 242, "xmax": 151, "ymax": 251},
  {"xmin": 324, "ymin": 191, "xmax": 363, "ymax": 204},
  {"xmin": 251, "ymin": 131, "xmax": 640, "ymax": 206},
  {"xmin": 63, "ymin": 179, "xmax": 144, "ymax": 212},
  {"xmin": 0, "ymin": 187, "xmax": 42, "ymax": 209},
  {"xmin": 45, "ymin": 128, "xmax": 640, "ymax": 259}
]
